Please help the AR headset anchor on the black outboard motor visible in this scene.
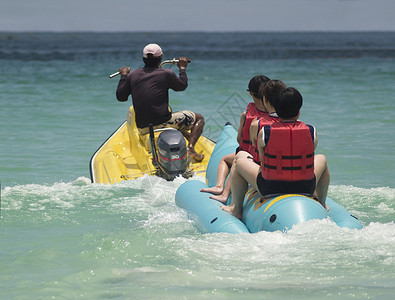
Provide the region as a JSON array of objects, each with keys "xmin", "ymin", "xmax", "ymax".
[{"xmin": 155, "ymin": 129, "xmax": 190, "ymax": 180}]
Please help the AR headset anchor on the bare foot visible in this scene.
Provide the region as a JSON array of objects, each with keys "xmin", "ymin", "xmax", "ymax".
[
  {"xmin": 188, "ymin": 147, "xmax": 205, "ymax": 162},
  {"xmin": 209, "ymin": 194, "xmax": 229, "ymax": 204},
  {"xmin": 200, "ymin": 186, "xmax": 223, "ymax": 195},
  {"xmin": 221, "ymin": 204, "xmax": 242, "ymax": 220},
  {"xmin": 189, "ymin": 151, "xmax": 205, "ymax": 162}
]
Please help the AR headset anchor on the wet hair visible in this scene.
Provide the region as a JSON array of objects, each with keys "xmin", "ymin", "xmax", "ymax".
[
  {"xmin": 274, "ymin": 87, "xmax": 303, "ymax": 119},
  {"xmin": 260, "ymin": 79, "xmax": 286, "ymax": 107},
  {"xmin": 143, "ymin": 54, "xmax": 162, "ymax": 67},
  {"xmin": 248, "ymin": 75, "xmax": 270, "ymax": 98}
]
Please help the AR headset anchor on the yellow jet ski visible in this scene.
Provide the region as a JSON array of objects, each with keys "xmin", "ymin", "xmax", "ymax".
[{"xmin": 90, "ymin": 106, "xmax": 216, "ymax": 184}]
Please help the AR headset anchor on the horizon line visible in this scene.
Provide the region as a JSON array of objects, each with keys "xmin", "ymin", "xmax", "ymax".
[{"xmin": 1, "ymin": 29, "xmax": 395, "ymax": 34}]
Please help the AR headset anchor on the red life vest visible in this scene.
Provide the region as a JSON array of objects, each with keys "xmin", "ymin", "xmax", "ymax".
[
  {"xmin": 251, "ymin": 114, "xmax": 279, "ymax": 163},
  {"xmin": 262, "ymin": 121, "xmax": 315, "ymax": 181},
  {"xmin": 239, "ymin": 103, "xmax": 268, "ymax": 154}
]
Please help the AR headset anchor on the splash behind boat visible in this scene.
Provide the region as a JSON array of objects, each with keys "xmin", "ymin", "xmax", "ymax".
[{"xmin": 175, "ymin": 124, "xmax": 363, "ymax": 233}]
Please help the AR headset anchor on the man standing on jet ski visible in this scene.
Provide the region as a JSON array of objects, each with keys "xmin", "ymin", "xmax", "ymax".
[{"xmin": 116, "ymin": 43, "xmax": 205, "ymax": 162}]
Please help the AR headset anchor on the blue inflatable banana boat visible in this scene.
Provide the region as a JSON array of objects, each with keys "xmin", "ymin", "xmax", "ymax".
[{"xmin": 175, "ymin": 124, "xmax": 363, "ymax": 233}]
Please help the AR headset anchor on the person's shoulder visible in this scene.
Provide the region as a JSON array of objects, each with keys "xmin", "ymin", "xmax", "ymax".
[
  {"xmin": 295, "ymin": 120, "xmax": 307, "ymax": 125},
  {"xmin": 257, "ymin": 112, "xmax": 274, "ymax": 124},
  {"xmin": 246, "ymin": 102, "xmax": 256, "ymax": 110},
  {"xmin": 143, "ymin": 67, "xmax": 174, "ymax": 78},
  {"xmin": 298, "ymin": 121, "xmax": 316, "ymax": 134},
  {"xmin": 299, "ymin": 120, "xmax": 315, "ymax": 129},
  {"xmin": 132, "ymin": 67, "xmax": 144, "ymax": 72},
  {"xmin": 129, "ymin": 67, "xmax": 144, "ymax": 76},
  {"xmin": 158, "ymin": 67, "xmax": 175, "ymax": 73},
  {"xmin": 158, "ymin": 68, "xmax": 179, "ymax": 78}
]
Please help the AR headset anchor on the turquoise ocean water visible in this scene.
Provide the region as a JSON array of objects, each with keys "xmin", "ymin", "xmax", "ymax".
[{"xmin": 1, "ymin": 32, "xmax": 394, "ymax": 299}]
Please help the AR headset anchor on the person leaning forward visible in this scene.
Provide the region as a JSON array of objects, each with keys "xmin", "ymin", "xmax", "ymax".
[{"xmin": 116, "ymin": 43, "xmax": 205, "ymax": 162}]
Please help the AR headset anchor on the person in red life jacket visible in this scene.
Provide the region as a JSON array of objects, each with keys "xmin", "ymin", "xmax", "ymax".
[
  {"xmin": 249, "ymin": 79, "xmax": 283, "ymax": 163},
  {"xmin": 200, "ymin": 75, "xmax": 271, "ymax": 203},
  {"xmin": 222, "ymin": 87, "xmax": 330, "ymax": 219},
  {"xmin": 236, "ymin": 76, "xmax": 271, "ymax": 153},
  {"xmin": 116, "ymin": 43, "xmax": 205, "ymax": 162}
]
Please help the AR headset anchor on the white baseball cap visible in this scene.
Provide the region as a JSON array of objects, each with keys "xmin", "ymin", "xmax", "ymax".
[{"xmin": 143, "ymin": 43, "xmax": 163, "ymax": 58}]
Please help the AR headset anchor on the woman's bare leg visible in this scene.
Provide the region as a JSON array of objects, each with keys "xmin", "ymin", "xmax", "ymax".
[
  {"xmin": 200, "ymin": 153, "xmax": 234, "ymax": 196},
  {"xmin": 221, "ymin": 151, "xmax": 260, "ymax": 219},
  {"xmin": 314, "ymin": 154, "xmax": 330, "ymax": 209}
]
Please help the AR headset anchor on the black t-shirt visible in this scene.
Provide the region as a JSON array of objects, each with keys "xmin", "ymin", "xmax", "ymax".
[{"xmin": 116, "ymin": 67, "xmax": 188, "ymax": 128}]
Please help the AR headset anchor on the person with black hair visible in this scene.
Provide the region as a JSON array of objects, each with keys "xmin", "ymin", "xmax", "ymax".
[
  {"xmin": 222, "ymin": 87, "xmax": 330, "ymax": 219},
  {"xmin": 200, "ymin": 76, "xmax": 278, "ymax": 203},
  {"xmin": 249, "ymin": 79, "xmax": 284, "ymax": 163},
  {"xmin": 116, "ymin": 43, "xmax": 205, "ymax": 162}
]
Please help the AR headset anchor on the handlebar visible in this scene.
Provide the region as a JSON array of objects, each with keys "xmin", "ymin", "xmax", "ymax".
[
  {"xmin": 109, "ymin": 71, "xmax": 122, "ymax": 79},
  {"xmin": 160, "ymin": 58, "xmax": 191, "ymax": 67},
  {"xmin": 109, "ymin": 58, "xmax": 191, "ymax": 78}
]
